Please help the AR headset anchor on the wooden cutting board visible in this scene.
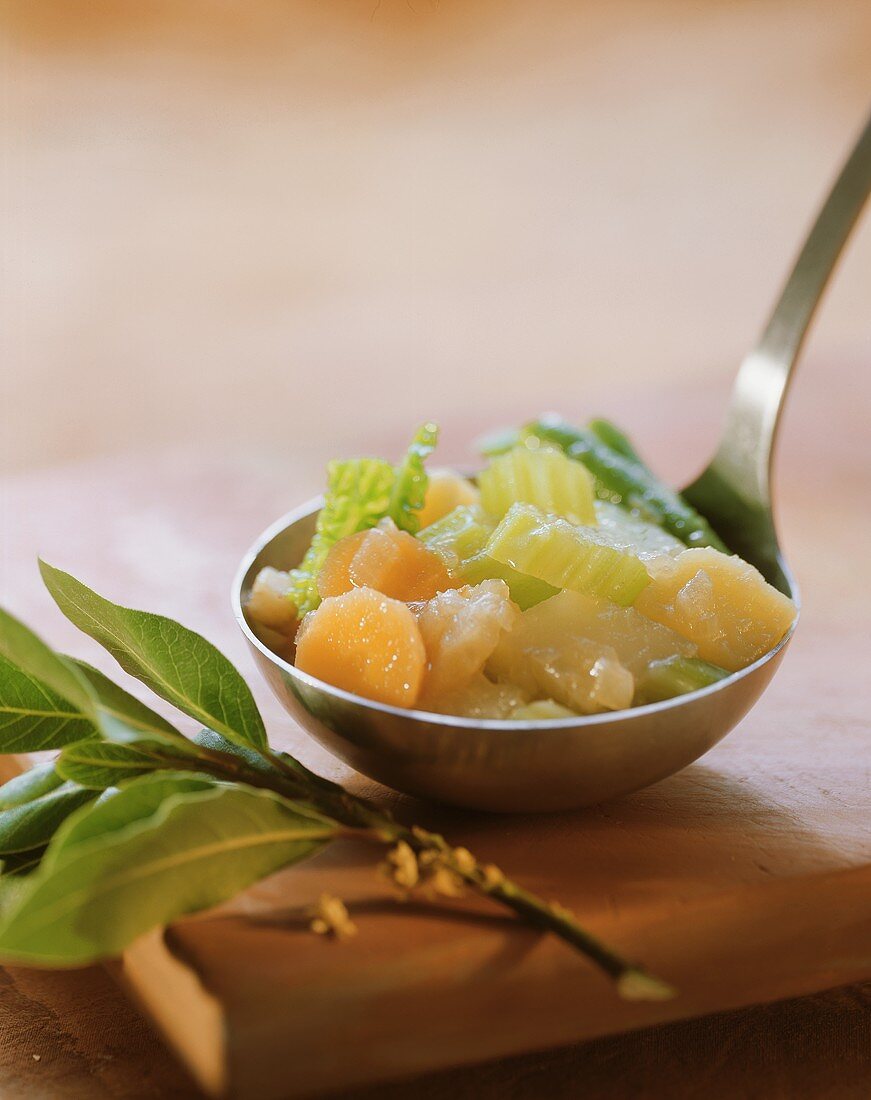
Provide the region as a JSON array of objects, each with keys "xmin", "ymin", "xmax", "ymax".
[{"xmin": 1, "ymin": 360, "xmax": 869, "ymax": 1098}]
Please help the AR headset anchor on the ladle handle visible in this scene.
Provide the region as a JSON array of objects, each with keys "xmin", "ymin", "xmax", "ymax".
[{"xmin": 711, "ymin": 110, "xmax": 871, "ymax": 509}]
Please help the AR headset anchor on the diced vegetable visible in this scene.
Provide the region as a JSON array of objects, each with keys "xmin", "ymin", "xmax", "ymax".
[
  {"xmin": 419, "ymin": 505, "xmax": 556, "ymax": 610},
  {"xmin": 295, "ymin": 587, "xmax": 426, "ymax": 708},
  {"xmin": 247, "ymin": 567, "xmax": 297, "ymax": 633},
  {"xmin": 317, "ymin": 520, "xmax": 452, "ymax": 603},
  {"xmin": 511, "ymin": 699, "xmax": 577, "ymax": 721},
  {"xmin": 634, "ymin": 547, "xmax": 796, "ymax": 671},
  {"xmin": 594, "ymin": 501, "xmax": 685, "ymax": 562},
  {"xmin": 414, "ymin": 580, "xmax": 519, "ymax": 701},
  {"xmin": 387, "ymin": 422, "xmax": 440, "ymax": 535},
  {"xmin": 634, "ymin": 656, "xmax": 730, "ymax": 705},
  {"xmin": 588, "ymin": 418, "xmax": 643, "ymax": 463},
  {"xmin": 486, "ymin": 503, "xmax": 651, "ymax": 607},
  {"xmin": 478, "ymin": 446, "xmax": 597, "ymax": 525},
  {"xmin": 417, "ymin": 505, "xmax": 493, "ymax": 568},
  {"xmin": 424, "ymin": 673, "xmax": 530, "ymax": 719},
  {"xmin": 489, "ymin": 621, "xmax": 634, "ymax": 715},
  {"xmin": 417, "ymin": 470, "xmax": 480, "ymax": 529},
  {"xmin": 522, "ymin": 416, "xmax": 729, "ymax": 552},
  {"xmin": 512, "ymin": 590, "xmax": 695, "ymax": 678},
  {"xmin": 289, "ymin": 424, "xmax": 440, "ymax": 616},
  {"xmin": 456, "ymin": 554, "xmax": 559, "ymax": 612}
]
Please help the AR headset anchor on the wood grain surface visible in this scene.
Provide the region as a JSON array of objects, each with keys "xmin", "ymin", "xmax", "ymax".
[
  {"xmin": 0, "ymin": 965, "xmax": 868, "ymax": 1099},
  {"xmin": 1, "ymin": 355, "xmax": 869, "ymax": 1096}
]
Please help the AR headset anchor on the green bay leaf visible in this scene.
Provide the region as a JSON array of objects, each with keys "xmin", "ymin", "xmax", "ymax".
[
  {"xmin": 0, "ymin": 608, "xmax": 95, "ymax": 717},
  {"xmin": 0, "ymin": 655, "xmax": 97, "ymax": 752},
  {"xmin": 42, "ymin": 772, "xmax": 218, "ymax": 871},
  {"xmin": 0, "ymin": 782, "xmax": 95, "ymax": 854},
  {"xmin": 0, "ymin": 782, "xmax": 337, "ymax": 965},
  {"xmin": 39, "ymin": 563, "xmax": 267, "ymax": 751},
  {"xmin": 69, "ymin": 660, "xmax": 186, "ymax": 746},
  {"xmin": 194, "ymin": 729, "xmax": 338, "ymax": 797},
  {"xmin": 1, "ymin": 848, "xmax": 46, "ymax": 878},
  {"xmin": 0, "ymin": 763, "xmax": 64, "ymax": 810},
  {"xmin": 56, "ymin": 739, "xmax": 199, "ymax": 790}
]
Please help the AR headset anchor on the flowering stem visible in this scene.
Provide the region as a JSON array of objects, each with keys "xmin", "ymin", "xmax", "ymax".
[
  {"xmin": 396, "ymin": 824, "xmax": 674, "ymax": 1001},
  {"xmin": 204, "ymin": 744, "xmax": 674, "ymax": 1000}
]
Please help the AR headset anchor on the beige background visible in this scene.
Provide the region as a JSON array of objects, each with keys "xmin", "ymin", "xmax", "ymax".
[{"xmin": 2, "ymin": 0, "xmax": 870, "ymax": 482}]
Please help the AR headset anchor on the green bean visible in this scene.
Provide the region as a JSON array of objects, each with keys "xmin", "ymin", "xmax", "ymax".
[
  {"xmin": 588, "ymin": 418, "xmax": 644, "ymax": 463},
  {"xmin": 523, "ymin": 416, "xmax": 729, "ymax": 552}
]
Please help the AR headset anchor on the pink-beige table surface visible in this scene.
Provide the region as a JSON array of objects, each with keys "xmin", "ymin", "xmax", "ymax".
[{"xmin": 2, "ymin": 1, "xmax": 870, "ymax": 1096}]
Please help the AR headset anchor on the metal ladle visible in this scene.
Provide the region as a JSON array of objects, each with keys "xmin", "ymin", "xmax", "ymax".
[{"xmin": 233, "ymin": 112, "xmax": 871, "ymax": 812}]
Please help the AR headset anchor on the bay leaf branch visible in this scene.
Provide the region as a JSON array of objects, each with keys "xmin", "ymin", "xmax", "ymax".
[
  {"xmin": 39, "ymin": 564, "xmax": 267, "ymax": 750},
  {"xmin": 0, "ymin": 779, "xmax": 340, "ymax": 965}
]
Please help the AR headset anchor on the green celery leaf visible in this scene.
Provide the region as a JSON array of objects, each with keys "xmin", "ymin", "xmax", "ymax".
[
  {"xmin": 0, "ymin": 779, "xmax": 339, "ymax": 965},
  {"xmin": 69, "ymin": 660, "xmax": 186, "ymax": 746},
  {"xmin": 0, "ymin": 654, "xmax": 97, "ymax": 752},
  {"xmin": 387, "ymin": 422, "xmax": 439, "ymax": 534},
  {"xmin": 39, "ymin": 563, "xmax": 268, "ymax": 751},
  {"xmin": 0, "ymin": 609, "xmax": 95, "ymax": 717},
  {"xmin": 287, "ymin": 457, "xmax": 396, "ymax": 615},
  {"xmin": 0, "ymin": 763, "xmax": 64, "ymax": 809},
  {"xmin": 0, "ymin": 782, "xmax": 95, "ymax": 854},
  {"xmin": 56, "ymin": 740, "xmax": 199, "ymax": 790},
  {"xmin": 287, "ymin": 425, "xmax": 440, "ymax": 614}
]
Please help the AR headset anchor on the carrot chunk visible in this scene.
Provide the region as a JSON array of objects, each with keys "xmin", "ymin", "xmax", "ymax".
[{"xmin": 295, "ymin": 586, "xmax": 426, "ymax": 707}]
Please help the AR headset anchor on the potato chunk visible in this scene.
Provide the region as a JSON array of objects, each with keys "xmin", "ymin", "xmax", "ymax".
[
  {"xmin": 415, "ymin": 579, "xmax": 520, "ymax": 701},
  {"xmin": 247, "ymin": 567, "xmax": 297, "ymax": 633},
  {"xmin": 635, "ymin": 548, "xmax": 796, "ymax": 671}
]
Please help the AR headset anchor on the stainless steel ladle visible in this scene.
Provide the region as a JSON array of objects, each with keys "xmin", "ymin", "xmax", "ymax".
[{"xmin": 233, "ymin": 112, "xmax": 871, "ymax": 812}]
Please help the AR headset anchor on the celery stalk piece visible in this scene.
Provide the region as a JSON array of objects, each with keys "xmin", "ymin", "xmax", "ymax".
[
  {"xmin": 478, "ymin": 446, "xmax": 597, "ymax": 525},
  {"xmin": 458, "ymin": 553, "xmax": 559, "ymax": 611},
  {"xmin": 522, "ymin": 416, "xmax": 729, "ymax": 552},
  {"xmin": 634, "ymin": 656, "xmax": 730, "ymax": 704},
  {"xmin": 417, "ymin": 505, "xmax": 493, "ymax": 566},
  {"xmin": 418, "ymin": 506, "xmax": 557, "ymax": 610},
  {"xmin": 485, "ymin": 503, "xmax": 651, "ymax": 608}
]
